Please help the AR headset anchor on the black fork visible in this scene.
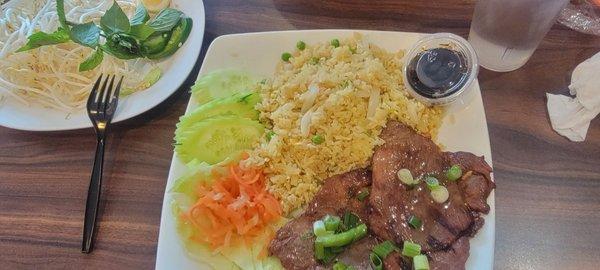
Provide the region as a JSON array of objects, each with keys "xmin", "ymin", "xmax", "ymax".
[{"xmin": 82, "ymin": 74, "xmax": 123, "ymax": 254}]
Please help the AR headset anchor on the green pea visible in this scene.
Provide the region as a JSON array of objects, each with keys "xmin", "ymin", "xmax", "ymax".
[
  {"xmin": 312, "ymin": 134, "xmax": 325, "ymax": 144},
  {"xmin": 331, "ymin": 39, "xmax": 340, "ymax": 48},
  {"xmin": 282, "ymin": 52, "xmax": 292, "ymax": 62},
  {"xmin": 297, "ymin": 41, "xmax": 306, "ymax": 50},
  {"xmin": 310, "ymin": 57, "xmax": 319, "ymax": 64}
]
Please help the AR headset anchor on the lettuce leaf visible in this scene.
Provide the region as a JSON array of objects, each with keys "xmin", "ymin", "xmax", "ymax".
[{"xmin": 172, "ymin": 201, "xmax": 239, "ymax": 270}]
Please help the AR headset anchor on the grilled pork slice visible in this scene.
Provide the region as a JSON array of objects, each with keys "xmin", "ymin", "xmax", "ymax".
[
  {"xmin": 369, "ymin": 121, "xmax": 494, "ymax": 269},
  {"xmin": 269, "ymin": 169, "xmax": 372, "ymax": 270},
  {"xmin": 383, "ymin": 236, "xmax": 471, "ymax": 270}
]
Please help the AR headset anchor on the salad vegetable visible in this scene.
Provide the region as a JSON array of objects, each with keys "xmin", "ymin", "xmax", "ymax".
[
  {"xmin": 181, "ymin": 162, "xmax": 282, "ymax": 250},
  {"xmin": 174, "ymin": 116, "xmax": 264, "ymax": 164},
  {"xmin": 17, "ymin": 0, "xmax": 192, "ymax": 71},
  {"xmin": 178, "ymin": 92, "xmax": 260, "ymax": 127},
  {"xmin": 191, "ymin": 69, "xmax": 256, "ymax": 104},
  {"xmin": 172, "ymin": 70, "xmax": 288, "ymax": 269},
  {"xmin": 171, "ymin": 161, "xmax": 285, "ymax": 270},
  {"xmin": 175, "ymin": 71, "xmax": 265, "ymax": 165}
]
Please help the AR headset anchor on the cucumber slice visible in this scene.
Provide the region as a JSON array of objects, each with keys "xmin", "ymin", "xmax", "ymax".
[
  {"xmin": 177, "ymin": 92, "xmax": 260, "ymax": 131},
  {"xmin": 175, "ymin": 116, "xmax": 264, "ymax": 164},
  {"xmin": 191, "ymin": 69, "xmax": 255, "ymax": 104}
]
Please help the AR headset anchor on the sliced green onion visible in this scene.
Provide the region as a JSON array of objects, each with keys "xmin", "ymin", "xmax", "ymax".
[
  {"xmin": 413, "ymin": 254, "xmax": 430, "ymax": 270},
  {"xmin": 431, "ymin": 185, "xmax": 449, "ymax": 203},
  {"xmin": 408, "ymin": 215, "xmax": 422, "ymax": 229},
  {"xmin": 296, "ymin": 40, "xmax": 306, "ymax": 50},
  {"xmin": 369, "ymin": 252, "xmax": 383, "ymax": 270},
  {"xmin": 323, "ymin": 215, "xmax": 341, "ymax": 232},
  {"xmin": 266, "ymin": 130, "xmax": 275, "ymax": 141},
  {"xmin": 313, "ymin": 220, "xmax": 328, "ymax": 237},
  {"xmin": 341, "ymin": 211, "xmax": 360, "ymax": 231},
  {"xmin": 322, "ymin": 248, "xmax": 336, "ymax": 263},
  {"xmin": 312, "ymin": 134, "xmax": 325, "ymax": 144},
  {"xmin": 332, "ymin": 261, "xmax": 348, "ymax": 270},
  {"xmin": 446, "ymin": 165, "xmax": 462, "ymax": 181},
  {"xmin": 402, "ymin": 241, "xmax": 421, "ymax": 257},
  {"xmin": 281, "ymin": 52, "xmax": 292, "ymax": 62},
  {"xmin": 357, "ymin": 187, "xmax": 370, "ymax": 201},
  {"xmin": 315, "ymin": 224, "xmax": 367, "ymax": 247},
  {"xmin": 314, "ymin": 241, "xmax": 325, "ymax": 260},
  {"xmin": 372, "ymin": 240, "xmax": 399, "ymax": 259},
  {"xmin": 330, "ymin": 246, "xmax": 345, "ymax": 254},
  {"xmin": 331, "ymin": 38, "xmax": 340, "ymax": 48},
  {"xmin": 425, "ymin": 176, "xmax": 439, "ymax": 190},
  {"xmin": 310, "ymin": 57, "xmax": 319, "ymax": 64},
  {"xmin": 397, "ymin": 168, "xmax": 415, "ymax": 185}
]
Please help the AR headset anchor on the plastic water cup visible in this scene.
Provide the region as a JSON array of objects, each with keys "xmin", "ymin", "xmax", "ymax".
[{"xmin": 468, "ymin": 0, "xmax": 569, "ymax": 72}]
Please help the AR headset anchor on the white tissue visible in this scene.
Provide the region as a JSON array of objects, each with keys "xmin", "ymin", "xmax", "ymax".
[{"xmin": 546, "ymin": 52, "xmax": 600, "ymax": 142}]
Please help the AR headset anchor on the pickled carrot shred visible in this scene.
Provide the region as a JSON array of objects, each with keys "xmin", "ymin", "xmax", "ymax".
[{"xmin": 182, "ymin": 160, "xmax": 282, "ymax": 253}]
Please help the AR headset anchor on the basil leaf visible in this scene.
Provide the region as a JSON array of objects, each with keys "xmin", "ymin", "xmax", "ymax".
[
  {"xmin": 56, "ymin": 0, "xmax": 69, "ymax": 29},
  {"xmin": 100, "ymin": 1, "xmax": 130, "ymax": 34},
  {"xmin": 70, "ymin": 22, "xmax": 100, "ymax": 48},
  {"xmin": 16, "ymin": 27, "xmax": 71, "ymax": 52},
  {"xmin": 147, "ymin": 8, "xmax": 183, "ymax": 32},
  {"xmin": 79, "ymin": 48, "xmax": 104, "ymax": 72},
  {"xmin": 130, "ymin": 4, "xmax": 150, "ymax": 26},
  {"xmin": 129, "ymin": 24, "xmax": 155, "ymax": 41}
]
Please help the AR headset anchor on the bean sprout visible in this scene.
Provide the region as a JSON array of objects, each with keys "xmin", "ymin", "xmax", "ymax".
[{"xmin": 0, "ymin": 0, "xmax": 159, "ymax": 111}]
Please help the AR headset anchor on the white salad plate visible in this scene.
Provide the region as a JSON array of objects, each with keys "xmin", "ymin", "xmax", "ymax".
[
  {"xmin": 156, "ymin": 30, "xmax": 495, "ymax": 270},
  {"xmin": 0, "ymin": 0, "xmax": 205, "ymax": 131}
]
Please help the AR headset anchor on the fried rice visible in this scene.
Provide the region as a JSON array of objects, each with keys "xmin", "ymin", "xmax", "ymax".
[{"xmin": 244, "ymin": 33, "xmax": 444, "ymax": 215}]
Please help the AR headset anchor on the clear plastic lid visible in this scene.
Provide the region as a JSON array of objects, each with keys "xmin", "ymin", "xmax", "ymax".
[{"xmin": 402, "ymin": 33, "xmax": 479, "ymax": 106}]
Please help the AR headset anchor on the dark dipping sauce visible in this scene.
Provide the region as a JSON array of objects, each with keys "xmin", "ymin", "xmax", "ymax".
[{"xmin": 407, "ymin": 48, "xmax": 469, "ymax": 99}]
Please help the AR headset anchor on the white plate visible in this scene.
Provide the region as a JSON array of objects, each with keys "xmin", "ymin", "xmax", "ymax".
[
  {"xmin": 0, "ymin": 0, "xmax": 206, "ymax": 131},
  {"xmin": 156, "ymin": 30, "xmax": 495, "ymax": 270}
]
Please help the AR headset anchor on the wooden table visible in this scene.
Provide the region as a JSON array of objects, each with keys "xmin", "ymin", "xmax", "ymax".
[{"xmin": 1, "ymin": 0, "xmax": 599, "ymax": 269}]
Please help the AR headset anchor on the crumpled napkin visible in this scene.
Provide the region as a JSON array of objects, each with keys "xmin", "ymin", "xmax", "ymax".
[{"xmin": 546, "ymin": 52, "xmax": 600, "ymax": 142}]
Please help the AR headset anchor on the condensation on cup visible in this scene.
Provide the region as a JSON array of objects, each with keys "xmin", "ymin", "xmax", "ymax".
[{"xmin": 468, "ymin": 0, "xmax": 570, "ymax": 72}]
